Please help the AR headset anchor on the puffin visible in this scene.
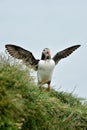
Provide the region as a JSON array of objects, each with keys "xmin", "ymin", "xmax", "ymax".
[{"xmin": 5, "ymin": 44, "xmax": 80, "ymax": 91}]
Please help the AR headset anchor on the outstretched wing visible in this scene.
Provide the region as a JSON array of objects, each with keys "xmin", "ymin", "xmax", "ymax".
[
  {"xmin": 5, "ymin": 44, "xmax": 39, "ymax": 70},
  {"xmin": 52, "ymin": 45, "xmax": 81, "ymax": 65}
]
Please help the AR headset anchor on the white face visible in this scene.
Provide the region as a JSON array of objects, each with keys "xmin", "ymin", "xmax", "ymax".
[{"xmin": 42, "ymin": 48, "xmax": 51, "ymax": 59}]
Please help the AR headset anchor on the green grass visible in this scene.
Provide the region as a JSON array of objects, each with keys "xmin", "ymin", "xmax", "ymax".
[{"xmin": 0, "ymin": 54, "xmax": 87, "ymax": 130}]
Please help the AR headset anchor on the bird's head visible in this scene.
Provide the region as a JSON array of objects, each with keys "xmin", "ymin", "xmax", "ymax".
[{"xmin": 41, "ymin": 48, "xmax": 51, "ymax": 60}]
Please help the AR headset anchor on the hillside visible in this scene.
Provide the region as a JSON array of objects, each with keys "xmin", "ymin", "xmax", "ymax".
[{"xmin": 0, "ymin": 54, "xmax": 87, "ymax": 130}]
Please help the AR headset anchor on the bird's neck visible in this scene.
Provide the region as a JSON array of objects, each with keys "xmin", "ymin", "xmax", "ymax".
[{"xmin": 41, "ymin": 53, "xmax": 51, "ymax": 60}]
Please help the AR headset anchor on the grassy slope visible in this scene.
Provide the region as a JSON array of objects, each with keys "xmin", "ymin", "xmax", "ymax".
[{"xmin": 0, "ymin": 54, "xmax": 87, "ymax": 130}]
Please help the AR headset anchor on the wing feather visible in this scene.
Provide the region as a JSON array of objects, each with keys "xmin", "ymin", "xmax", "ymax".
[
  {"xmin": 52, "ymin": 45, "xmax": 81, "ymax": 65},
  {"xmin": 5, "ymin": 44, "xmax": 39, "ymax": 70}
]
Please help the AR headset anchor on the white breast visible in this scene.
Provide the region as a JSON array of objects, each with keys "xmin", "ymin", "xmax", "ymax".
[{"xmin": 37, "ymin": 59, "xmax": 55, "ymax": 84}]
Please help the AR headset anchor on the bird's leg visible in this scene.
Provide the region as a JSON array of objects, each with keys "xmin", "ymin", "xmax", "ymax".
[
  {"xmin": 37, "ymin": 82, "xmax": 42, "ymax": 90},
  {"xmin": 47, "ymin": 81, "xmax": 51, "ymax": 91},
  {"xmin": 38, "ymin": 81, "xmax": 51, "ymax": 92}
]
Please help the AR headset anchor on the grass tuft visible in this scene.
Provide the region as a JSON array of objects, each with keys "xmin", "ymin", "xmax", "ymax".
[{"xmin": 0, "ymin": 54, "xmax": 87, "ymax": 130}]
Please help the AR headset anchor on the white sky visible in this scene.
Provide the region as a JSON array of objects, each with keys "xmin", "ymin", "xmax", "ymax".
[{"xmin": 0, "ymin": 0, "xmax": 87, "ymax": 98}]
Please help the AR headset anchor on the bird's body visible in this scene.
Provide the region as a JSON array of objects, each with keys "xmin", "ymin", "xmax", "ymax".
[
  {"xmin": 5, "ymin": 44, "xmax": 81, "ymax": 91},
  {"xmin": 37, "ymin": 59, "xmax": 55, "ymax": 84}
]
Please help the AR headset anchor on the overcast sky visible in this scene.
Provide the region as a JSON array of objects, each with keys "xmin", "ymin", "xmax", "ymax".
[{"xmin": 0, "ymin": 0, "xmax": 87, "ymax": 98}]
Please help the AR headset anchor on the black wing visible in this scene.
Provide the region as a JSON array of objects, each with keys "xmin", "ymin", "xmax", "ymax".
[
  {"xmin": 52, "ymin": 45, "xmax": 81, "ymax": 65},
  {"xmin": 5, "ymin": 44, "xmax": 39, "ymax": 70}
]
